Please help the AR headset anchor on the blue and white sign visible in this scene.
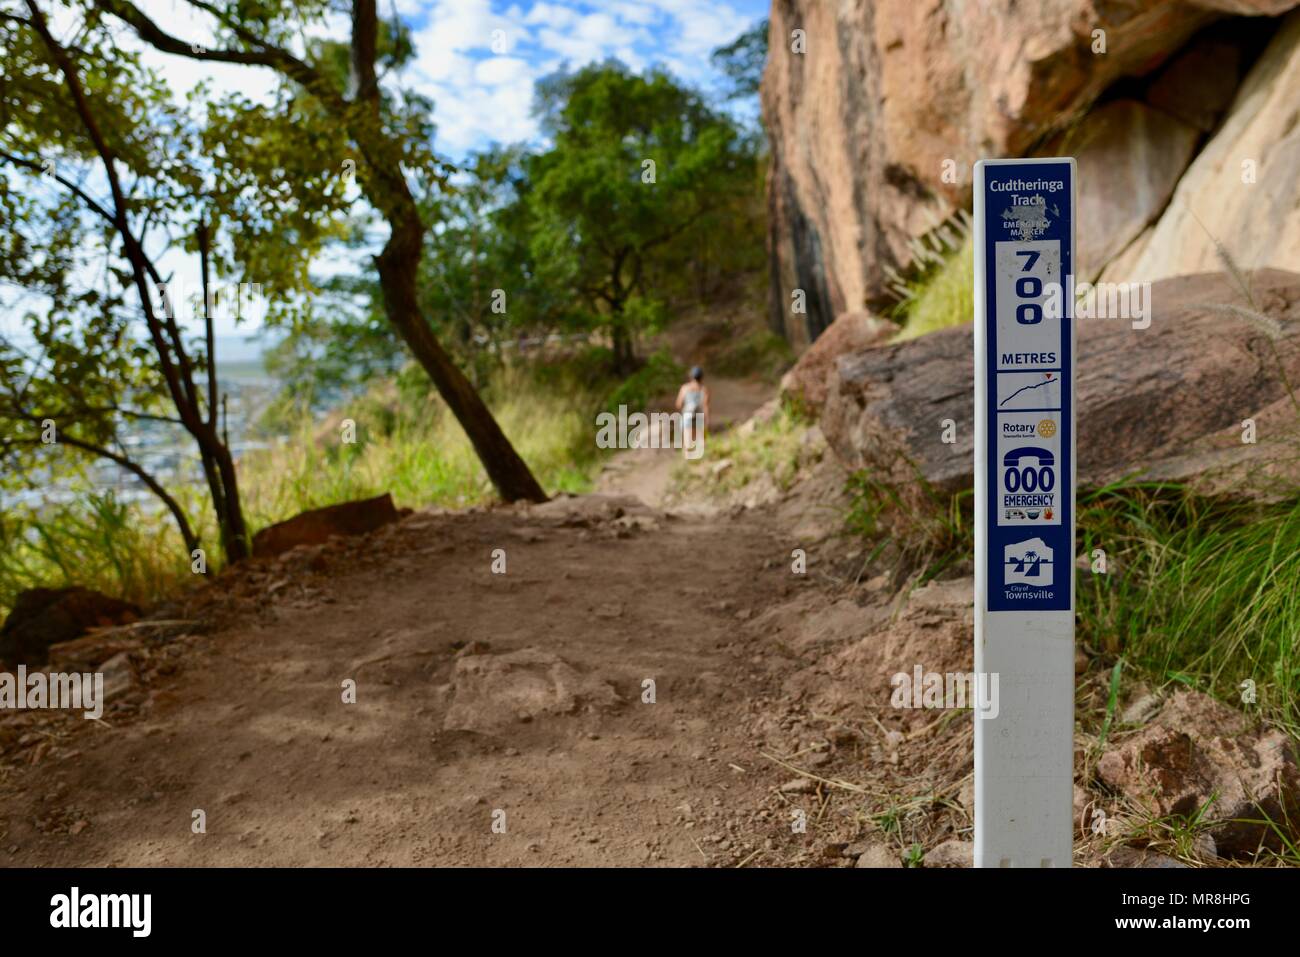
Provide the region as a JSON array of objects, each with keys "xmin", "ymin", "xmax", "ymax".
[
  {"xmin": 980, "ymin": 160, "xmax": 1074, "ymax": 613},
  {"xmin": 973, "ymin": 157, "xmax": 1076, "ymax": 869}
]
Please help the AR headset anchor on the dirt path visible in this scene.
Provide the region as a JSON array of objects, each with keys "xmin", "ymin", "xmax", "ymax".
[
  {"xmin": 594, "ymin": 374, "xmax": 771, "ymax": 507},
  {"xmin": 0, "ymin": 488, "xmax": 828, "ymax": 867}
]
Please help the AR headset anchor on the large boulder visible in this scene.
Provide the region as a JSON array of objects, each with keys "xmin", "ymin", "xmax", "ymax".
[
  {"xmin": 1096, "ymin": 690, "xmax": 1300, "ymax": 857},
  {"xmin": 762, "ymin": 0, "xmax": 1299, "ymax": 342},
  {"xmin": 1116, "ymin": 11, "xmax": 1300, "ymax": 283},
  {"xmin": 1066, "ymin": 100, "xmax": 1201, "ymax": 279},
  {"xmin": 252, "ymin": 493, "xmax": 401, "ymax": 558},
  {"xmin": 821, "ymin": 270, "xmax": 1300, "ymax": 504},
  {"xmin": 780, "ymin": 310, "xmax": 895, "ymax": 412},
  {"xmin": 0, "ymin": 586, "xmax": 140, "ymax": 667}
]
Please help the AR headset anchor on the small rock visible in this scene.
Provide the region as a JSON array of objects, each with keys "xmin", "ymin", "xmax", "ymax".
[
  {"xmin": 1096, "ymin": 689, "xmax": 1300, "ymax": 857},
  {"xmin": 1121, "ymin": 692, "xmax": 1163, "ymax": 725},
  {"xmin": 923, "ymin": 839, "xmax": 973, "ymax": 868},
  {"xmin": 1105, "ymin": 846, "xmax": 1188, "ymax": 868},
  {"xmin": 780, "ymin": 777, "xmax": 816, "ymax": 794},
  {"xmin": 959, "ymin": 777, "xmax": 975, "ymax": 815},
  {"xmin": 99, "ymin": 652, "xmax": 139, "ymax": 701},
  {"xmin": 856, "ymin": 844, "xmax": 902, "ymax": 868}
]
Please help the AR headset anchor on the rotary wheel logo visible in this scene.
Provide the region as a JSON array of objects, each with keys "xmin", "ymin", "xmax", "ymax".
[{"xmin": 1037, "ymin": 419, "xmax": 1057, "ymax": 438}]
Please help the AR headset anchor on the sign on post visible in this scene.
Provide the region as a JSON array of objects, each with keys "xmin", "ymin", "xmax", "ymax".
[{"xmin": 973, "ymin": 157, "xmax": 1076, "ymax": 868}]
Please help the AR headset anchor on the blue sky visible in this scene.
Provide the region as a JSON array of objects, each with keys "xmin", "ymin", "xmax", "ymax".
[{"xmin": 392, "ymin": 0, "xmax": 769, "ymax": 156}]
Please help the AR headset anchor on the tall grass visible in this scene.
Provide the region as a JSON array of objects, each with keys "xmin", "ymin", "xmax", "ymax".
[
  {"xmin": 842, "ymin": 474, "xmax": 1300, "ymax": 732},
  {"xmin": 891, "ymin": 237, "xmax": 974, "ymax": 341},
  {"xmin": 241, "ymin": 361, "xmax": 606, "ymax": 524},
  {"xmin": 0, "ymin": 359, "xmax": 619, "ymax": 619},
  {"xmin": 0, "ymin": 493, "xmax": 196, "ymax": 617},
  {"xmin": 1077, "ymin": 482, "xmax": 1300, "ymax": 733}
]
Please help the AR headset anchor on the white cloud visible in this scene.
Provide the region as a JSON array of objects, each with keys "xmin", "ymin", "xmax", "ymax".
[{"xmin": 474, "ymin": 55, "xmax": 533, "ymax": 85}]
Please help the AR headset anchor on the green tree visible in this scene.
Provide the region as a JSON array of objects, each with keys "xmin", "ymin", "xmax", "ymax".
[
  {"xmin": 711, "ymin": 18, "xmax": 769, "ymax": 101},
  {"xmin": 0, "ymin": 0, "xmax": 281, "ymax": 563},
  {"xmin": 91, "ymin": 0, "xmax": 547, "ymax": 502},
  {"xmin": 527, "ymin": 61, "xmax": 758, "ymax": 373}
]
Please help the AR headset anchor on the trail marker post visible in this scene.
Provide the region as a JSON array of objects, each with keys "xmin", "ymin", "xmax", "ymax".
[{"xmin": 973, "ymin": 157, "xmax": 1076, "ymax": 868}]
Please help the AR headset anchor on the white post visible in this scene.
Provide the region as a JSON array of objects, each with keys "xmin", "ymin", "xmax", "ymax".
[{"xmin": 973, "ymin": 157, "xmax": 1076, "ymax": 868}]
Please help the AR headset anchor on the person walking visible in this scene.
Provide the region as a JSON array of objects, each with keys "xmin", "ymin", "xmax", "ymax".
[{"xmin": 676, "ymin": 366, "xmax": 710, "ymax": 453}]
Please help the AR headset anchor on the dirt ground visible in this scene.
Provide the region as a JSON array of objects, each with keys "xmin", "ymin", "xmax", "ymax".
[{"xmin": 1, "ymin": 377, "xmax": 892, "ymax": 868}]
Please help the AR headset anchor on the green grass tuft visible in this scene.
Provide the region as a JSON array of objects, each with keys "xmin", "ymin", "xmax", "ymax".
[{"xmin": 891, "ymin": 236, "xmax": 974, "ymax": 341}]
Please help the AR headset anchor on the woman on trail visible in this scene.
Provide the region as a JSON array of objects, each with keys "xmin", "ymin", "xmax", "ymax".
[{"xmin": 676, "ymin": 366, "xmax": 710, "ymax": 451}]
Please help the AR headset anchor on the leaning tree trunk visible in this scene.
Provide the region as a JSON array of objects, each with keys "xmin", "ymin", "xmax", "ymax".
[{"xmin": 376, "ymin": 212, "xmax": 547, "ymax": 502}]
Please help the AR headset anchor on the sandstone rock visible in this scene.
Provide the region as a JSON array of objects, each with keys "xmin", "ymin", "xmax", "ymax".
[
  {"xmin": 761, "ymin": 0, "xmax": 1298, "ymax": 340},
  {"xmin": 1095, "ymin": 689, "xmax": 1300, "ymax": 857},
  {"xmin": 98, "ymin": 651, "xmax": 140, "ymax": 703},
  {"xmin": 1104, "ymin": 846, "xmax": 1190, "ymax": 868},
  {"xmin": 527, "ymin": 493, "xmax": 644, "ymax": 527},
  {"xmin": 821, "ymin": 270, "xmax": 1300, "ymax": 505},
  {"xmin": 251, "ymin": 493, "xmax": 400, "ymax": 557},
  {"xmin": 0, "ymin": 587, "xmax": 140, "ymax": 667},
  {"xmin": 442, "ymin": 647, "xmax": 623, "ymax": 735},
  {"xmin": 780, "ymin": 311, "xmax": 896, "ymax": 412},
  {"xmin": 923, "ymin": 838, "xmax": 972, "ymax": 868},
  {"xmin": 1144, "ymin": 31, "xmax": 1246, "ymax": 132},
  {"xmin": 1065, "ymin": 100, "xmax": 1201, "ymax": 279},
  {"xmin": 1123, "ymin": 12, "xmax": 1300, "ymax": 284},
  {"xmin": 46, "ymin": 631, "xmax": 144, "ymax": 672},
  {"xmin": 855, "ymin": 843, "xmax": 902, "ymax": 868}
]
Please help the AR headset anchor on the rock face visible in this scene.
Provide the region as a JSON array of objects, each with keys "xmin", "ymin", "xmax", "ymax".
[
  {"xmin": 1066, "ymin": 100, "xmax": 1201, "ymax": 279},
  {"xmin": 762, "ymin": 0, "xmax": 1299, "ymax": 343},
  {"xmin": 779, "ymin": 310, "xmax": 895, "ymax": 412},
  {"xmin": 442, "ymin": 647, "xmax": 623, "ymax": 735},
  {"xmin": 820, "ymin": 270, "xmax": 1300, "ymax": 503},
  {"xmin": 1096, "ymin": 690, "xmax": 1300, "ymax": 857},
  {"xmin": 0, "ymin": 587, "xmax": 140, "ymax": 667},
  {"xmin": 251, "ymin": 493, "xmax": 401, "ymax": 557},
  {"xmin": 1116, "ymin": 11, "xmax": 1300, "ymax": 283}
]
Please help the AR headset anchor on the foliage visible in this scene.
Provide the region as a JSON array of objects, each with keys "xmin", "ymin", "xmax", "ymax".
[
  {"xmin": 601, "ymin": 349, "xmax": 682, "ymax": 413},
  {"xmin": 713, "ymin": 328, "xmax": 795, "ymax": 382},
  {"xmin": 1076, "ymin": 483, "xmax": 1300, "ymax": 734},
  {"xmin": 711, "ymin": 19, "xmax": 769, "ymax": 101},
  {"xmin": 890, "ymin": 236, "xmax": 974, "ymax": 341},
  {"xmin": 240, "ymin": 360, "xmax": 610, "ymax": 522},
  {"xmin": 0, "ymin": 359, "xmax": 616, "ymax": 620},
  {"xmin": 526, "ymin": 60, "xmax": 762, "ymax": 369}
]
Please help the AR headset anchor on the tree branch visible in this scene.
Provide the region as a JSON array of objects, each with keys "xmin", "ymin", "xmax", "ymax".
[
  {"xmin": 92, "ymin": 0, "xmax": 342, "ymax": 110},
  {"xmin": 1, "ymin": 429, "xmax": 201, "ymax": 557}
]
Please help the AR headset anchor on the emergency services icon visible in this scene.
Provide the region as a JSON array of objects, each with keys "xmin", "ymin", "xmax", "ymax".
[{"xmin": 1004, "ymin": 537, "xmax": 1054, "ymax": 586}]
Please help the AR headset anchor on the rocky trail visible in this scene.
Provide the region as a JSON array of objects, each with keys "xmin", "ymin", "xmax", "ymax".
[
  {"xmin": 0, "ymin": 488, "xmax": 812, "ymax": 866},
  {"xmin": 0, "ymin": 378, "xmax": 867, "ymax": 868}
]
